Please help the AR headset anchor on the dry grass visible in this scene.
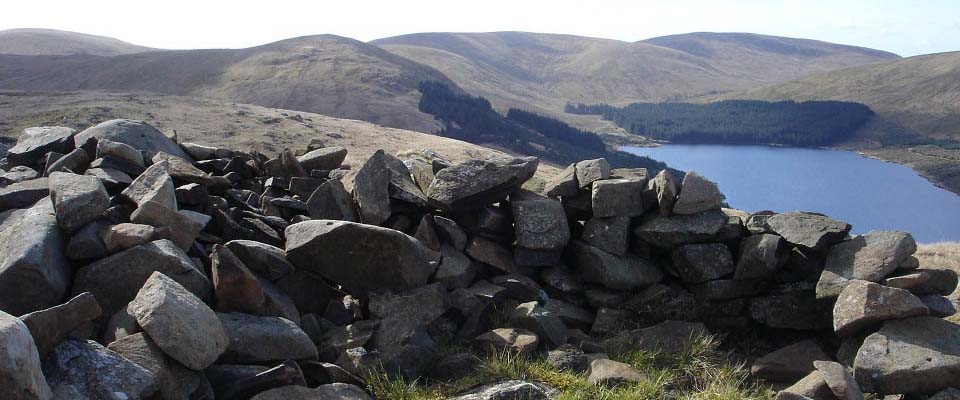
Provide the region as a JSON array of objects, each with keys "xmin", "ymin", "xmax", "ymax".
[
  {"xmin": 916, "ymin": 242, "xmax": 960, "ymax": 271},
  {"xmin": 365, "ymin": 334, "xmax": 772, "ymax": 400}
]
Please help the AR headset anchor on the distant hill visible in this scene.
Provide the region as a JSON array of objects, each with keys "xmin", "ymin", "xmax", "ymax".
[
  {"xmin": 0, "ymin": 28, "xmax": 156, "ymax": 56},
  {"xmin": 715, "ymin": 51, "xmax": 960, "ymax": 143},
  {"xmin": 0, "ymin": 34, "xmax": 458, "ymax": 133},
  {"xmin": 372, "ymin": 31, "xmax": 899, "ymax": 123}
]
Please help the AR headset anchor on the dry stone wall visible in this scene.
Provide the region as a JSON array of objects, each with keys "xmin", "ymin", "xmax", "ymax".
[{"xmin": 0, "ymin": 118, "xmax": 957, "ymax": 400}]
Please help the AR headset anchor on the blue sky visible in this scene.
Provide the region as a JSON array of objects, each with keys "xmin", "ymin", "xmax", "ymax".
[{"xmin": 1, "ymin": 0, "xmax": 957, "ymax": 56}]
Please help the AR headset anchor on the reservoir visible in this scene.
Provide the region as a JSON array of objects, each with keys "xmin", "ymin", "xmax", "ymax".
[{"xmin": 622, "ymin": 144, "xmax": 960, "ymax": 243}]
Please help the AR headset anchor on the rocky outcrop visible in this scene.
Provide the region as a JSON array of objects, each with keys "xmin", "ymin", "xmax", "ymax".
[{"xmin": 0, "ymin": 120, "xmax": 952, "ymax": 399}]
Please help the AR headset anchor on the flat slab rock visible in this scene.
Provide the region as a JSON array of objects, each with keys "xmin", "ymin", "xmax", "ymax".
[
  {"xmin": 426, "ymin": 156, "xmax": 538, "ymax": 212},
  {"xmin": 854, "ymin": 316, "xmax": 960, "ymax": 395},
  {"xmin": 751, "ymin": 339, "xmax": 832, "ymax": 383},
  {"xmin": 817, "ymin": 230, "xmax": 918, "ymax": 298},
  {"xmin": 766, "ymin": 211, "xmax": 851, "ymax": 252},
  {"xmin": 449, "ymin": 380, "xmax": 558, "ymax": 400}
]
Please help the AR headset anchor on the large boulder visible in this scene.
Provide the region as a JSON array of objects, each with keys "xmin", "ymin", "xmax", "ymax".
[
  {"xmin": 672, "ymin": 171, "xmax": 722, "ymax": 215},
  {"xmin": 306, "ymin": 179, "xmax": 358, "ymax": 222},
  {"xmin": 582, "ymin": 216, "xmax": 630, "ymax": 256},
  {"xmin": 833, "ymin": 280, "xmax": 928, "ymax": 336},
  {"xmin": 224, "ymin": 240, "xmax": 295, "ymax": 281},
  {"xmin": 43, "ymin": 339, "xmax": 159, "ymax": 400},
  {"xmin": 72, "ymin": 239, "xmax": 212, "ymax": 320},
  {"xmin": 106, "ymin": 333, "xmax": 206, "ymax": 400},
  {"xmin": 0, "ymin": 200, "xmax": 70, "ymax": 315},
  {"xmin": 569, "ymin": 240, "xmax": 663, "ymax": 290},
  {"xmin": 74, "ymin": 119, "xmax": 191, "ymax": 160},
  {"xmin": 575, "ymin": 158, "xmax": 610, "ymax": 189},
  {"xmin": 0, "ymin": 309, "xmax": 52, "ymax": 400},
  {"xmin": 854, "ymin": 316, "xmax": 960, "ymax": 395},
  {"xmin": 671, "ymin": 243, "xmax": 735, "ymax": 283},
  {"xmin": 7, "ymin": 126, "xmax": 75, "ymax": 167},
  {"xmin": 426, "ymin": 156, "xmax": 538, "ymax": 212},
  {"xmin": 217, "ymin": 312, "xmax": 318, "ymax": 364},
  {"xmin": 48, "ymin": 172, "xmax": 109, "ymax": 232},
  {"xmin": 817, "ymin": 231, "xmax": 918, "ymax": 299},
  {"xmin": 128, "ymin": 272, "xmax": 228, "ymax": 370},
  {"xmin": 210, "ymin": 245, "xmax": 267, "ymax": 315},
  {"xmin": 766, "ymin": 211, "xmax": 851, "ymax": 252},
  {"xmin": 285, "ymin": 220, "xmax": 439, "ymax": 295},
  {"xmin": 510, "ymin": 191, "xmax": 570, "ymax": 266}
]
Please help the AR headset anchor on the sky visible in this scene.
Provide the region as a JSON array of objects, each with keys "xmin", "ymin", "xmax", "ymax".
[{"xmin": 1, "ymin": 0, "xmax": 958, "ymax": 57}]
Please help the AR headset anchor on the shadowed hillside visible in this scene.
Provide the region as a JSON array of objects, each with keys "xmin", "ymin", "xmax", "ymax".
[
  {"xmin": 373, "ymin": 31, "xmax": 899, "ymax": 125},
  {"xmin": 0, "ymin": 35, "xmax": 459, "ymax": 133},
  {"xmin": 0, "ymin": 28, "xmax": 157, "ymax": 56}
]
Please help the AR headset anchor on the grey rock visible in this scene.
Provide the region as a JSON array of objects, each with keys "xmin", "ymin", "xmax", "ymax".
[
  {"xmin": 748, "ymin": 289, "xmax": 832, "ymax": 330},
  {"xmin": 72, "ymin": 239, "xmax": 212, "ymax": 321},
  {"xmin": 634, "ymin": 210, "xmax": 728, "ymax": 248},
  {"xmin": 97, "ymin": 139, "xmax": 145, "ymax": 167},
  {"xmin": 7, "ymin": 126, "xmax": 75, "ymax": 166},
  {"xmin": 767, "ymin": 212, "xmax": 851, "ymax": 252},
  {"xmin": 591, "ymin": 178, "xmax": 644, "ymax": 217},
  {"xmin": 307, "ymin": 179, "xmax": 358, "ymax": 222},
  {"xmin": 129, "ymin": 272, "xmax": 228, "ymax": 370},
  {"xmin": 777, "ymin": 371, "xmax": 835, "ymax": 400},
  {"xmin": 854, "ymin": 316, "xmax": 960, "ymax": 394},
  {"xmin": 431, "ymin": 352, "xmax": 481, "ymax": 381},
  {"xmin": 0, "ymin": 309, "xmax": 51, "ymax": 400},
  {"xmin": 44, "ymin": 148, "xmax": 90, "ymax": 175},
  {"xmin": 546, "ymin": 345, "xmax": 591, "ymax": 373},
  {"xmin": 474, "ymin": 328, "xmax": 540, "ymax": 356},
  {"xmin": 509, "ymin": 301, "xmax": 567, "ymax": 349},
  {"xmin": 251, "ymin": 384, "xmax": 372, "ymax": 400},
  {"xmin": 43, "ymin": 339, "xmax": 158, "ymax": 400},
  {"xmin": 929, "ymin": 388, "xmax": 960, "ymax": 400},
  {"xmin": 48, "ymin": 172, "xmax": 109, "ymax": 232},
  {"xmin": 569, "ymin": 240, "xmax": 663, "ymax": 290},
  {"xmin": 588, "ymin": 359, "xmax": 646, "ymax": 386},
  {"xmin": 434, "ymin": 215, "xmax": 468, "ymax": 251},
  {"xmin": 285, "ymin": 220, "xmax": 439, "ymax": 295},
  {"xmin": 751, "ymin": 340, "xmax": 832, "ymax": 382},
  {"xmin": 217, "ymin": 312, "xmax": 317, "ymax": 364},
  {"xmin": 368, "ymin": 283, "xmax": 449, "ymax": 377},
  {"xmin": 582, "ymin": 216, "xmax": 630, "ymax": 256},
  {"xmin": 130, "ymin": 200, "xmax": 203, "ymax": 250},
  {"xmin": 0, "ymin": 200, "xmax": 70, "ymax": 315},
  {"xmin": 645, "ymin": 169, "xmax": 678, "ymax": 216},
  {"xmin": 814, "ymin": 360, "xmax": 863, "ymax": 400},
  {"xmin": 19, "ymin": 292, "xmax": 102, "ymax": 358},
  {"xmin": 693, "ymin": 279, "xmax": 770, "ymax": 300},
  {"xmin": 384, "ymin": 151, "xmax": 429, "ymax": 206},
  {"xmin": 122, "ymin": 160, "xmax": 177, "ymax": 210},
  {"xmin": 544, "ymin": 163, "xmax": 579, "ymax": 197},
  {"xmin": 511, "ymin": 190, "xmax": 570, "ymax": 264},
  {"xmin": 735, "ymin": 234, "xmax": 789, "ymax": 280},
  {"xmin": 882, "ymin": 268, "xmax": 958, "ymax": 296},
  {"xmin": 101, "ymin": 223, "xmax": 158, "ymax": 253},
  {"xmin": 348, "ymin": 150, "xmax": 392, "ymax": 225},
  {"xmin": 672, "ymin": 243, "xmax": 735, "ymax": 283},
  {"xmin": 211, "ymin": 245, "xmax": 266, "ymax": 315},
  {"xmin": 833, "ymin": 280, "xmax": 928, "ymax": 337},
  {"xmin": 0, "ymin": 177, "xmax": 49, "ymax": 211},
  {"xmin": 435, "ymin": 245, "xmax": 477, "ymax": 290},
  {"xmin": 225, "ymin": 240, "xmax": 295, "ymax": 281},
  {"xmin": 465, "ymin": 236, "xmax": 516, "ymax": 273},
  {"xmin": 107, "ymin": 333, "xmax": 205, "ymax": 400},
  {"xmin": 450, "ymin": 380, "xmax": 557, "ymax": 400},
  {"xmin": 85, "ymin": 167, "xmax": 132, "ymax": 190},
  {"xmin": 672, "ymin": 171, "xmax": 722, "ymax": 214},
  {"xmin": 629, "ymin": 320, "xmax": 711, "ymax": 353},
  {"xmin": 317, "ymin": 320, "xmax": 378, "ymax": 361},
  {"xmin": 0, "ymin": 165, "xmax": 39, "ymax": 185},
  {"xmin": 75, "ymin": 119, "xmax": 190, "ymax": 160},
  {"xmin": 575, "ymin": 158, "xmax": 610, "ymax": 189},
  {"xmin": 298, "ymin": 147, "xmax": 347, "ymax": 171},
  {"xmin": 426, "ymin": 156, "xmax": 538, "ymax": 212},
  {"xmin": 544, "ymin": 299, "xmax": 595, "ymax": 330},
  {"xmin": 817, "ymin": 231, "xmax": 918, "ymax": 298}
]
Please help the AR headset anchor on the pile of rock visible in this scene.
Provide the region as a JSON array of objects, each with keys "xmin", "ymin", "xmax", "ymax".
[{"xmin": 0, "ymin": 119, "xmax": 956, "ymax": 400}]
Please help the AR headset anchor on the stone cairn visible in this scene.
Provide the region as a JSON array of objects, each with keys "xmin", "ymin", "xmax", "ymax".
[{"xmin": 0, "ymin": 118, "xmax": 957, "ymax": 400}]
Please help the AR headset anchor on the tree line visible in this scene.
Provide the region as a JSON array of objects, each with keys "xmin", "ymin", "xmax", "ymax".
[
  {"xmin": 418, "ymin": 81, "xmax": 670, "ymax": 172},
  {"xmin": 566, "ymin": 100, "xmax": 875, "ymax": 146}
]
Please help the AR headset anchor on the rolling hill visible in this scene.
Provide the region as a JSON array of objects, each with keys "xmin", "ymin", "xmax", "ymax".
[
  {"xmin": 372, "ymin": 31, "xmax": 899, "ymax": 123},
  {"xmin": 714, "ymin": 51, "xmax": 960, "ymax": 143},
  {"xmin": 0, "ymin": 28, "xmax": 156, "ymax": 56},
  {"xmin": 0, "ymin": 34, "xmax": 458, "ymax": 133}
]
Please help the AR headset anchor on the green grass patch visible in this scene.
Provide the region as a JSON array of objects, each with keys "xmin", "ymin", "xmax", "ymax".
[{"xmin": 365, "ymin": 334, "xmax": 774, "ymax": 399}]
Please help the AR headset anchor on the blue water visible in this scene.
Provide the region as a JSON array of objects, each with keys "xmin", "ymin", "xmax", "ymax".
[{"xmin": 622, "ymin": 144, "xmax": 960, "ymax": 243}]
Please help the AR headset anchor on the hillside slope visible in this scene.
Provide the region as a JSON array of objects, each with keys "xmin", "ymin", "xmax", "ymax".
[
  {"xmin": 715, "ymin": 51, "xmax": 960, "ymax": 142},
  {"xmin": 0, "ymin": 28, "xmax": 156, "ymax": 56},
  {"xmin": 0, "ymin": 35, "xmax": 458, "ymax": 133},
  {"xmin": 372, "ymin": 31, "xmax": 898, "ymax": 122},
  {"xmin": 0, "ymin": 90, "xmax": 554, "ymax": 175}
]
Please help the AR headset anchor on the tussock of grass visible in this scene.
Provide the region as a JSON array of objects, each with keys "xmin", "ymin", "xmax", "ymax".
[{"xmin": 365, "ymin": 333, "xmax": 773, "ymax": 400}]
